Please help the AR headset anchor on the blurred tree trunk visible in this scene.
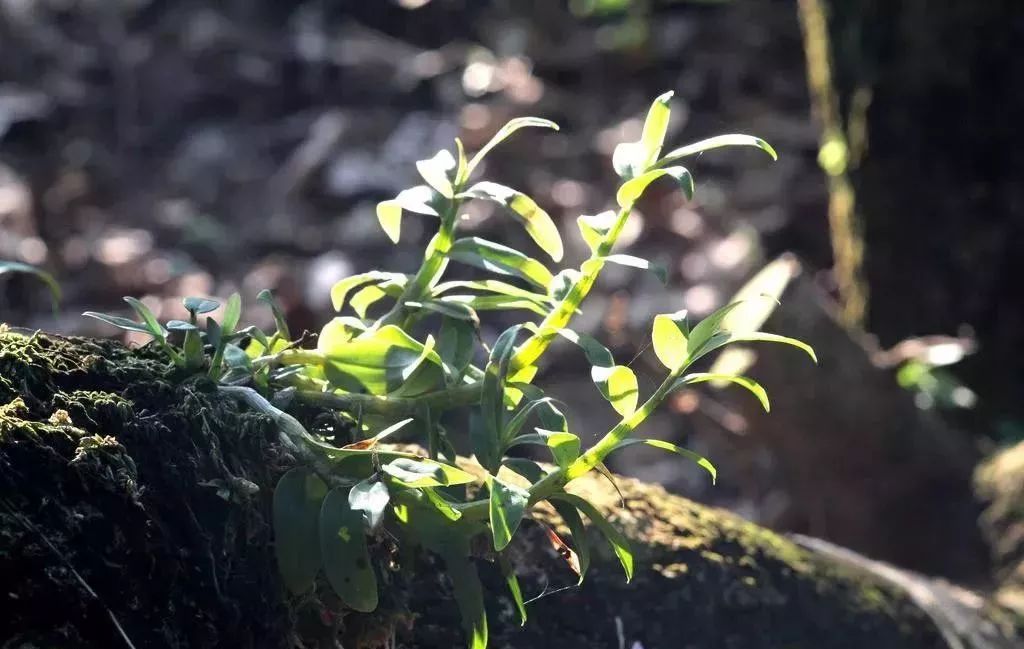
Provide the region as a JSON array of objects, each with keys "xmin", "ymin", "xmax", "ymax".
[{"xmin": 810, "ymin": 0, "xmax": 1024, "ymax": 429}]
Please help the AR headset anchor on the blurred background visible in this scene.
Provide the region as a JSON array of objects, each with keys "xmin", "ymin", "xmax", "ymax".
[{"xmin": 2, "ymin": 0, "xmax": 1023, "ymax": 598}]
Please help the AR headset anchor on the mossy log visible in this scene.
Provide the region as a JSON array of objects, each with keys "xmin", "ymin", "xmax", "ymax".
[{"xmin": 1, "ymin": 330, "xmax": 1020, "ymax": 648}]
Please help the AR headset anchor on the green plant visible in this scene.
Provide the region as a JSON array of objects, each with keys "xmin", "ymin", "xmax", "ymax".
[
  {"xmin": 0, "ymin": 261, "xmax": 61, "ymax": 311},
  {"xmin": 84, "ymin": 92, "xmax": 814, "ymax": 648}
]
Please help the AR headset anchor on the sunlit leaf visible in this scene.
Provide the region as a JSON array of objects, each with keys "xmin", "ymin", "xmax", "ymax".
[
  {"xmin": 439, "ymin": 294, "xmax": 548, "ymax": 317},
  {"xmin": 273, "ymin": 467, "xmax": 327, "ymax": 593},
  {"xmin": 421, "ymin": 486, "xmax": 463, "ymax": 521},
  {"xmin": 548, "ymin": 493, "xmax": 633, "ymax": 582},
  {"xmin": 376, "ymin": 199, "xmax": 403, "ymax": 244},
  {"xmin": 612, "ymin": 91, "xmax": 674, "ymax": 179},
  {"xmin": 449, "ymin": 237, "xmax": 554, "ymax": 289},
  {"xmin": 434, "ymin": 279, "xmax": 554, "ymax": 305},
  {"xmin": 576, "ymin": 210, "xmax": 617, "ymax": 254},
  {"xmin": 602, "ymin": 254, "xmax": 668, "ymax": 284},
  {"xmin": 498, "ymin": 553, "xmax": 527, "ymax": 625},
  {"xmin": 608, "ymin": 438, "xmax": 717, "ymax": 484},
  {"xmin": 454, "ymin": 137, "xmax": 469, "ymax": 185},
  {"xmin": 416, "ymin": 149, "xmax": 457, "ymax": 198},
  {"xmin": 0, "ymin": 261, "xmax": 61, "ymax": 308},
  {"xmin": 466, "ymin": 116, "xmax": 560, "ymax": 178},
  {"xmin": 408, "ymin": 299, "xmax": 480, "ymax": 324},
  {"xmin": 673, "ymin": 372, "xmax": 770, "ymax": 412},
  {"xmin": 394, "ymin": 185, "xmax": 441, "ymax": 216},
  {"xmin": 349, "ymin": 478, "xmax": 390, "ymax": 531},
  {"xmin": 342, "ymin": 418, "xmax": 415, "ymax": 451},
  {"xmin": 459, "ymin": 181, "xmax": 563, "ymax": 261},
  {"xmin": 658, "ymin": 133, "xmax": 778, "ymax": 167},
  {"xmin": 537, "ymin": 429, "xmax": 581, "ymax": 469},
  {"xmin": 692, "ymin": 330, "xmax": 817, "ymax": 366},
  {"xmin": 616, "ymin": 166, "xmax": 694, "ymax": 207},
  {"xmin": 257, "ymin": 288, "xmax": 291, "ymax": 341},
  {"xmin": 551, "ymin": 327, "xmax": 638, "ymax": 416},
  {"xmin": 320, "ymin": 487, "xmax": 378, "ymax": 612},
  {"xmin": 651, "ymin": 310, "xmax": 689, "ymax": 371},
  {"xmin": 489, "ymin": 474, "xmax": 530, "ymax": 550},
  {"xmin": 319, "ymin": 325, "xmax": 445, "ymax": 396},
  {"xmin": 82, "ymin": 311, "xmax": 152, "ymax": 335},
  {"xmin": 124, "ymin": 296, "xmax": 167, "ymax": 339},
  {"xmin": 221, "ymin": 292, "xmax": 242, "ymax": 336},
  {"xmin": 383, "ymin": 457, "xmax": 477, "ymax": 488}
]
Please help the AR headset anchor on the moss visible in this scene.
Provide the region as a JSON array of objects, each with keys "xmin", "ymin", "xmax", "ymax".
[{"xmin": 0, "ymin": 331, "xmax": 291, "ymax": 648}]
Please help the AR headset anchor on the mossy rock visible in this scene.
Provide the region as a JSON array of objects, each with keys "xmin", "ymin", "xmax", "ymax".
[{"xmin": 1, "ymin": 330, "xmax": 1020, "ymax": 648}]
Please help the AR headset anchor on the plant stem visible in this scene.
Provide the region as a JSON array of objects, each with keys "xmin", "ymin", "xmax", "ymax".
[
  {"xmin": 379, "ymin": 202, "xmax": 460, "ymax": 328},
  {"xmin": 510, "ymin": 202, "xmax": 634, "ymax": 371}
]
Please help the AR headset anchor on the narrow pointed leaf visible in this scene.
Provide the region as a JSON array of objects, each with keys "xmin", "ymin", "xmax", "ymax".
[
  {"xmin": 659, "ymin": 133, "xmax": 778, "ymax": 167},
  {"xmin": 477, "ymin": 325, "xmax": 522, "ymax": 471},
  {"xmin": 609, "ymin": 438, "xmax": 717, "ymax": 484},
  {"xmin": 449, "ymin": 237, "xmax": 554, "ymax": 289},
  {"xmin": 273, "ymin": 467, "xmax": 327, "ymax": 593},
  {"xmin": 498, "ymin": 553, "xmax": 527, "ymax": 626},
  {"xmin": 221, "ymin": 292, "xmax": 242, "ymax": 335},
  {"xmin": 616, "ymin": 166, "xmax": 694, "ymax": 207},
  {"xmin": 467, "ymin": 116, "xmax": 559, "ymax": 178},
  {"xmin": 550, "ymin": 501, "xmax": 590, "ymax": 583},
  {"xmin": 82, "ymin": 311, "xmax": 152, "ymax": 335},
  {"xmin": 0, "ymin": 261, "xmax": 60, "ymax": 308},
  {"xmin": 441, "ymin": 550, "xmax": 488, "ymax": 649},
  {"xmin": 439, "ymin": 294, "xmax": 548, "ymax": 317},
  {"xmin": 320, "ymin": 487, "xmax": 378, "ymax": 612},
  {"xmin": 694, "ymin": 330, "xmax": 817, "ymax": 365},
  {"xmin": 330, "ymin": 271, "xmax": 408, "ymax": 312},
  {"xmin": 639, "ymin": 91, "xmax": 674, "ymax": 168},
  {"xmin": 459, "ymin": 181, "xmax": 563, "ymax": 261},
  {"xmin": 342, "ymin": 417, "xmax": 415, "ymax": 450},
  {"xmin": 602, "ymin": 254, "xmax": 668, "ymax": 284},
  {"xmin": 548, "ymin": 493, "xmax": 633, "ymax": 582},
  {"xmin": 489, "ymin": 474, "xmax": 530, "ymax": 550},
  {"xmin": 437, "ymin": 317, "xmax": 476, "ymax": 382},
  {"xmin": 124, "ymin": 296, "xmax": 167, "ymax": 339},
  {"xmin": 673, "ymin": 372, "xmax": 770, "ymax": 412}
]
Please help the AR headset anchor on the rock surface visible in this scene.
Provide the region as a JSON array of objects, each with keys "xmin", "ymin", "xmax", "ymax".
[{"xmin": 1, "ymin": 330, "xmax": 1020, "ymax": 648}]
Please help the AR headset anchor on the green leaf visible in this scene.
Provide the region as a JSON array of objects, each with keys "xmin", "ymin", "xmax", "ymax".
[
  {"xmin": 342, "ymin": 417, "xmax": 415, "ymax": 451},
  {"xmin": 449, "ymin": 237, "xmax": 554, "ymax": 289},
  {"xmin": 616, "ymin": 166, "xmax": 694, "ymax": 207},
  {"xmin": 441, "ymin": 550, "xmax": 488, "ymax": 649},
  {"xmin": 0, "ymin": 261, "xmax": 60, "ymax": 308},
  {"xmin": 548, "ymin": 269, "xmax": 579, "ymax": 303},
  {"xmin": 489, "ymin": 474, "xmax": 530, "ymax": 550},
  {"xmin": 273, "ymin": 467, "xmax": 327, "ymax": 593},
  {"xmin": 576, "ymin": 210, "xmax": 617, "ymax": 253},
  {"xmin": 124, "ymin": 296, "xmax": 167, "ymax": 339},
  {"xmin": 421, "ymin": 486, "xmax": 463, "ymax": 521},
  {"xmin": 182, "ymin": 329, "xmax": 205, "ymax": 370},
  {"xmin": 658, "ymin": 133, "xmax": 778, "ymax": 167},
  {"xmin": 438, "ymin": 294, "xmax": 548, "ymax": 317},
  {"xmin": 550, "ymin": 500, "xmax": 590, "ymax": 583},
  {"xmin": 394, "ymin": 185, "xmax": 442, "ymax": 216},
  {"xmin": 351, "ymin": 283, "xmax": 399, "ymax": 319},
  {"xmin": 257, "ymin": 289, "xmax": 291, "ymax": 341},
  {"xmin": 504, "ymin": 396, "xmax": 566, "ymax": 444},
  {"xmin": 383, "ymin": 457, "xmax": 477, "ymax": 488},
  {"xmin": 685, "ymin": 301, "xmax": 747, "ymax": 359},
  {"xmin": 416, "ymin": 149, "xmax": 457, "ymax": 198},
  {"xmin": 319, "ymin": 325, "xmax": 445, "ymax": 396},
  {"xmin": 692, "ymin": 331, "xmax": 817, "ymax": 366},
  {"xmin": 673, "ymin": 372, "xmax": 770, "ymax": 412},
  {"xmin": 536, "ymin": 429, "xmax": 581, "ymax": 469},
  {"xmin": 502, "ymin": 457, "xmax": 549, "ymax": 484},
  {"xmin": 166, "ymin": 319, "xmax": 197, "ymax": 331},
  {"xmin": 459, "ymin": 182, "xmax": 563, "ymax": 261},
  {"xmin": 437, "ymin": 317, "xmax": 476, "ymax": 383},
  {"xmin": 330, "ymin": 271, "xmax": 409, "ymax": 312},
  {"xmin": 221, "ymin": 293, "xmax": 242, "ymax": 335},
  {"xmin": 222, "ymin": 343, "xmax": 251, "ymax": 370},
  {"xmin": 498, "ymin": 553, "xmax": 527, "ymax": 626},
  {"xmin": 466, "ymin": 116, "xmax": 559, "ymax": 179},
  {"xmin": 408, "ymin": 299, "xmax": 480, "ymax": 324},
  {"xmin": 652, "ymin": 310, "xmax": 689, "ymax": 371},
  {"xmin": 548, "ymin": 493, "xmax": 633, "ymax": 582},
  {"xmin": 320, "ymin": 487, "xmax": 378, "ymax": 612},
  {"xmin": 612, "ymin": 91, "xmax": 674, "ymax": 179},
  {"xmin": 608, "ymin": 438, "xmax": 717, "ymax": 484},
  {"xmin": 434, "ymin": 279, "xmax": 554, "ymax": 305},
  {"xmin": 602, "ymin": 254, "xmax": 668, "ymax": 284},
  {"xmin": 477, "ymin": 325, "xmax": 522, "ymax": 472},
  {"xmin": 639, "ymin": 91, "xmax": 674, "ymax": 167},
  {"xmin": 454, "ymin": 137, "xmax": 469, "ymax": 185},
  {"xmin": 183, "ymin": 297, "xmax": 219, "ymax": 314},
  {"xmin": 376, "ymin": 199, "xmax": 403, "ymax": 244},
  {"xmin": 349, "ymin": 478, "xmax": 390, "ymax": 531},
  {"xmin": 550, "ymin": 328, "xmax": 638, "ymax": 416},
  {"xmin": 82, "ymin": 311, "xmax": 152, "ymax": 335}
]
